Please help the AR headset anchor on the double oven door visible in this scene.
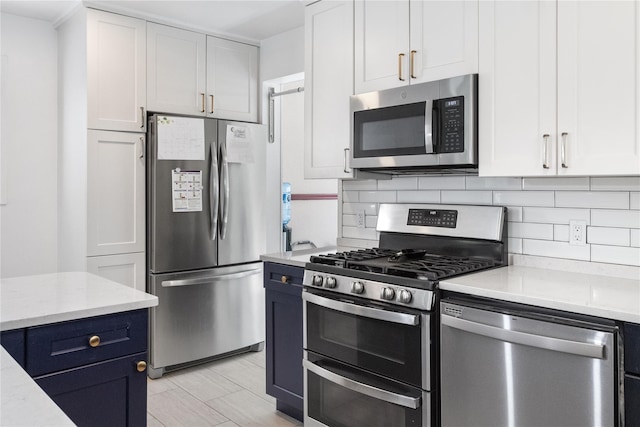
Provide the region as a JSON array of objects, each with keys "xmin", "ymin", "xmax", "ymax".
[{"xmin": 302, "ymin": 288, "xmax": 434, "ymax": 427}]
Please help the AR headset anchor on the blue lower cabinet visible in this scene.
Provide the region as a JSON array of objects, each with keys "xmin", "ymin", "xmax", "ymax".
[
  {"xmin": 626, "ymin": 374, "xmax": 640, "ymax": 427},
  {"xmin": 1, "ymin": 329, "xmax": 26, "ymax": 367},
  {"xmin": 35, "ymin": 352, "xmax": 147, "ymax": 427},
  {"xmin": 264, "ymin": 262, "xmax": 304, "ymax": 421}
]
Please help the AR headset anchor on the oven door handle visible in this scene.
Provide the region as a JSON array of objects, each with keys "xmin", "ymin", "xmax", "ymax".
[
  {"xmin": 302, "ymin": 291, "xmax": 419, "ymax": 326},
  {"xmin": 303, "ymin": 360, "xmax": 421, "ymax": 409}
]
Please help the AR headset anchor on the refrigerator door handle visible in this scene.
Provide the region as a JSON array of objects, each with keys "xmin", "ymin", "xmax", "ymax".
[
  {"xmin": 219, "ymin": 138, "xmax": 230, "ymax": 239},
  {"xmin": 161, "ymin": 268, "xmax": 262, "ymax": 288},
  {"xmin": 210, "ymin": 142, "xmax": 219, "ymax": 240}
]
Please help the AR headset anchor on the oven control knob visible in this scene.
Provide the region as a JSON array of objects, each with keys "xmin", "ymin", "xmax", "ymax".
[
  {"xmin": 381, "ymin": 287, "xmax": 395, "ymax": 301},
  {"xmin": 312, "ymin": 275, "xmax": 324, "ymax": 287},
  {"xmin": 398, "ymin": 289, "xmax": 412, "ymax": 304},
  {"xmin": 351, "ymin": 281, "xmax": 364, "ymax": 294},
  {"xmin": 324, "ymin": 277, "xmax": 337, "ymax": 288}
]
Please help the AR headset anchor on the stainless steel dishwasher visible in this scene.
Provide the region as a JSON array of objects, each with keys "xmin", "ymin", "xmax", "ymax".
[{"xmin": 440, "ymin": 297, "xmax": 620, "ymax": 427}]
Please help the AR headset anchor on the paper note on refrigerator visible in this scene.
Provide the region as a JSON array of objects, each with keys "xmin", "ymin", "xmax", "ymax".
[
  {"xmin": 157, "ymin": 116, "xmax": 205, "ymax": 160},
  {"xmin": 171, "ymin": 169, "xmax": 203, "ymax": 212},
  {"xmin": 225, "ymin": 124, "xmax": 255, "ymax": 163}
]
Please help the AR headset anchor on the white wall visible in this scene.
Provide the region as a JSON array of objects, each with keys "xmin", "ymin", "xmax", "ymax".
[
  {"xmin": 260, "ymin": 26, "xmax": 304, "ymax": 83},
  {"xmin": 1, "ymin": 13, "xmax": 58, "ymax": 278}
]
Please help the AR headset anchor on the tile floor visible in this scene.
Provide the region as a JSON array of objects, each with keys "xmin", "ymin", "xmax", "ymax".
[{"xmin": 147, "ymin": 350, "xmax": 303, "ymax": 427}]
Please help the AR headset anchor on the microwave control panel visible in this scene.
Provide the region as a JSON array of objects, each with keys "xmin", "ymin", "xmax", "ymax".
[
  {"xmin": 407, "ymin": 209, "xmax": 458, "ymax": 228},
  {"xmin": 437, "ymin": 96, "xmax": 464, "ymax": 153}
]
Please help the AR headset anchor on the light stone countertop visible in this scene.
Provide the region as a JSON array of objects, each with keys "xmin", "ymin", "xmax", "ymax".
[
  {"xmin": 260, "ymin": 246, "xmax": 338, "ymax": 268},
  {"xmin": 0, "ymin": 272, "xmax": 159, "ymax": 426},
  {"xmin": 440, "ymin": 265, "xmax": 640, "ymax": 324}
]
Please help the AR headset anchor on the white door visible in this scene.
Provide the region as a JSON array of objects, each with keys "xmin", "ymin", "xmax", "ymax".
[
  {"xmin": 147, "ymin": 23, "xmax": 206, "ymax": 116},
  {"xmin": 354, "ymin": 0, "xmax": 409, "ymax": 93},
  {"xmin": 478, "ymin": 1, "xmax": 557, "ymax": 177},
  {"xmin": 305, "ymin": 0, "xmax": 355, "ymax": 178},
  {"xmin": 86, "ymin": 252, "xmax": 146, "ymax": 291},
  {"xmin": 557, "ymin": 1, "xmax": 640, "ymax": 176},
  {"xmin": 409, "ymin": 0, "xmax": 478, "ymax": 84},
  {"xmin": 206, "ymin": 37, "xmax": 258, "ymax": 122},
  {"xmin": 87, "ymin": 10, "xmax": 146, "ymax": 132},
  {"xmin": 87, "ymin": 130, "xmax": 145, "ymax": 256}
]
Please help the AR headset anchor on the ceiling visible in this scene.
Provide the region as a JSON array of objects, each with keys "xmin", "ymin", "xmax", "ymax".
[{"xmin": 0, "ymin": 0, "xmax": 307, "ymax": 42}]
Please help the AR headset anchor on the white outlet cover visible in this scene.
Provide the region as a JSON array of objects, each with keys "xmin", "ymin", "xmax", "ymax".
[
  {"xmin": 569, "ymin": 220, "xmax": 587, "ymax": 246},
  {"xmin": 356, "ymin": 210, "xmax": 366, "ymax": 229}
]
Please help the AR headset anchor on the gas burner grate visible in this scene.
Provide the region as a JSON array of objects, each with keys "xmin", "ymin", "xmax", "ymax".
[
  {"xmin": 386, "ymin": 256, "xmax": 496, "ymax": 280},
  {"xmin": 309, "ymin": 248, "xmax": 397, "ymax": 267}
]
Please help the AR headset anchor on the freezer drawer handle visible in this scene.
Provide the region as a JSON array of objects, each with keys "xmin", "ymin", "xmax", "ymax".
[
  {"xmin": 303, "ymin": 360, "xmax": 421, "ymax": 409},
  {"xmin": 161, "ymin": 268, "xmax": 262, "ymax": 288},
  {"xmin": 441, "ymin": 314, "xmax": 606, "ymax": 359},
  {"xmin": 302, "ymin": 291, "xmax": 419, "ymax": 326}
]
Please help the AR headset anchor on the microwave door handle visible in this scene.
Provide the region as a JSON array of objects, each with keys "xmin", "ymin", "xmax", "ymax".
[
  {"xmin": 424, "ymin": 99, "xmax": 434, "ymax": 154},
  {"xmin": 430, "ymin": 100, "xmax": 440, "ymax": 154},
  {"xmin": 303, "ymin": 360, "xmax": 421, "ymax": 409}
]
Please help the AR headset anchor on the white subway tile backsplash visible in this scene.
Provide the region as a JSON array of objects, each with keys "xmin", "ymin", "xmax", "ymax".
[
  {"xmin": 441, "ymin": 191, "xmax": 492, "ymax": 205},
  {"xmin": 343, "ymin": 215, "xmax": 357, "ymax": 227},
  {"xmin": 508, "ymin": 222, "xmax": 554, "ymax": 240},
  {"xmin": 555, "ymin": 191, "xmax": 629, "ymax": 209},
  {"xmin": 342, "ymin": 180, "xmax": 378, "ymax": 191},
  {"xmin": 631, "ymin": 229, "xmax": 640, "ymax": 247},
  {"xmin": 554, "ymin": 225, "xmax": 569, "ymax": 241},
  {"xmin": 342, "ymin": 191, "xmax": 359, "ymax": 203},
  {"xmin": 343, "ymin": 226, "xmax": 378, "ymax": 241},
  {"xmin": 377, "ymin": 176, "xmax": 418, "ymax": 190},
  {"xmin": 631, "ymin": 192, "xmax": 640, "ymax": 210},
  {"xmin": 522, "ymin": 239, "xmax": 590, "ymax": 261},
  {"xmin": 359, "ymin": 191, "xmax": 396, "ymax": 203},
  {"xmin": 365, "ymin": 216, "xmax": 378, "ymax": 228},
  {"xmin": 494, "ymin": 191, "xmax": 554, "ymax": 207},
  {"xmin": 397, "ymin": 191, "xmax": 441, "ymax": 203},
  {"xmin": 591, "ymin": 209, "xmax": 640, "ymax": 229},
  {"xmin": 465, "ymin": 177, "xmax": 522, "ymax": 190},
  {"xmin": 418, "ymin": 176, "xmax": 465, "ymax": 190},
  {"xmin": 587, "ymin": 227, "xmax": 630, "ymax": 246},
  {"xmin": 522, "ymin": 177, "xmax": 590, "ymax": 191},
  {"xmin": 506, "ymin": 206, "xmax": 523, "ymax": 222},
  {"xmin": 343, "ymin": 202, "xmax": 378, "ymax": 215},
  {"xmin": 591, "ymin": 245, "xmax": 640, "ymax": 266},
  {"xmin": 508, "ymin": 238, "xmax": 523, "ymax": 254},
  {"xmin": 523, "ymin": 207, "xmax": 590, "ymax": 224},
  {"xmin": 590, "ymin": 177, "xmax": 640, "ymax": 191}
]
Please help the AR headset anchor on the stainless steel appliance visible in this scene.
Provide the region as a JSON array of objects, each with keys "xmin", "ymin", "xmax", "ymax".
[
  {"xmin": 350, "ymin": 74, "xmax": 477, "ymax": 173},
  {"xmin": 302, "ymin": 203, "xmax": 508, "ymax": 427},
  {"xmin": 440, "ymin": 297, "xmax": 620, "ymax": 427},
  {"xmin": 146, "ymin": 114, "xmax": 267, "ymax": 378}
]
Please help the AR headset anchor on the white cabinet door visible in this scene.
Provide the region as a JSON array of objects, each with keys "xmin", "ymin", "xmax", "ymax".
[
  {"xmin": 86, "ymin": 252, "xmax": 146, "ymax": 291},
  {"xmin": 147, "ymin": 23, "xmax": 206, "ymax": 116},
  {"xmin": 409, "ymin": 1, "xmax": 478, "ymax": 84},
  {"xmin": 305, "ymin": 0, "xmax": 355, "ymax": 178},
  {"xmin": 478, "ymin": 1, "xmax": 557, "ymax": 177},
  {"xmin": 354, "ymin": 0, "xmax": 409, "ymax": 93},
  {"xmin": 206, "ymin": 37, "xmax": 258, "ymax": 122},
  {"xmin": 557, "ymin": 1, "xmax": 640, "ymax": 176},
  {"xmin": 87, "ymin": 130, "xmax": 145, "ymax": 256},
  {"xmin": 87, "ymin": 10, "xmax": 146, "ymax": 132}
]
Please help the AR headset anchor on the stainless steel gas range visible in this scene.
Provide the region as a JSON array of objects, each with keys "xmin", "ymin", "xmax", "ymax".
[{"xmin": 301, "ymin": 203, "xmax": 508, "ymax": 427}]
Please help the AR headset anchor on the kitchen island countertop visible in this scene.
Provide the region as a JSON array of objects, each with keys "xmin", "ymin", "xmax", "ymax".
[{"xmin": 440, "ymin": 265, "xmax": 640, "ymax": 324}]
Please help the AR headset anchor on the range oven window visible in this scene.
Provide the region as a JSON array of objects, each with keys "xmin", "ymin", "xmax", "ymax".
[
  {"xmin": 353, "ymin": 102, "xmax": 426, "ymax": 158},
  {"xmin": 305, "ymin": 291, "xmax": 427, "ymax": 388}
]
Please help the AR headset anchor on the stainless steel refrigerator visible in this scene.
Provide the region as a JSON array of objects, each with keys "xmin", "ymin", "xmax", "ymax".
[{"xmin": 146, "ymin": 114, "xmax": 266, "ymax": 378}]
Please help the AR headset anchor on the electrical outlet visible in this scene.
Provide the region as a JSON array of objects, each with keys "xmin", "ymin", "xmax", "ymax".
[
  {"xmin": 569, "ymin": 220, "xmax": 587, "ymax": 246},
  {"xmin": 356, "ymin": 210, "xmax": 366, "ymax": 229}
]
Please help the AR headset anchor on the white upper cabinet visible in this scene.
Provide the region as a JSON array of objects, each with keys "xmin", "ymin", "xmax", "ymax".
[
  {"xmin": 480, "ymin": 1, "xmax": 640, "ymax": 177},
  {"xmin": 304, "ymin": 0, "xmax": 356, "ymax": 179},
  {"xmin": 146, "ymin": 23, "xmax": 207, "ymax": 116},
  {"xmin": 147, "ymin": 23, "xmax": 258, "ymax": 121},
  {"xmin": 206, "ymin": 37, "xmax": 258, "ymax": 122},
  {"xmin": 87, "ymin": 9, "xmax": 146, "ymax": 132},
  {"xmin": 354, "ymin": 0, "xmax": 478, "ymax": 94}
]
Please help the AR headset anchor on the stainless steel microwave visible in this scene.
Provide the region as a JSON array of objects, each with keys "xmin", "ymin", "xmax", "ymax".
[{"xmin": 350, "ymin": 74, "xmax": 477, "ymax": 173}]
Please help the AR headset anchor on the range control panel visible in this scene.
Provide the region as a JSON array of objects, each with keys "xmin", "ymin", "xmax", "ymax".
[{"xmin": 407, "ymin": 209, "xmax": 458, "ymax": 228}]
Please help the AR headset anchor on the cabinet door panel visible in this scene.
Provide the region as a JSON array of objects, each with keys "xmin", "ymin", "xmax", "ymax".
[
  {"xmin": 557, "ymin": 1, "xmax": 640, "ymax": 175},
  {"xmin": 86, "ymin": 252, "xmax": 145, "ymax": 292},
  {"xmin": 206, "ymin": 37, "xmax": 258, "ymax": 122},
  {"xmin": 478, "ymin": 0, "xmax": 557, "ymax": 177},
  {"xmin": 87, "ymin": 131, "xmax": 145, "ymax": 256},
  {"xmin": 87, "ymin": 10, "xmax": 146, "ymax": 132},
  {"xmin": 147, "ymin": 23, "xmax": 206, "ymax": 116},
  {"xmin": 354, "ymin": 0, "xmax": 409, "ymax": 93},
  {"xmin": 410, "ymin": 0, "xmax": 478, "ymax": 83}
]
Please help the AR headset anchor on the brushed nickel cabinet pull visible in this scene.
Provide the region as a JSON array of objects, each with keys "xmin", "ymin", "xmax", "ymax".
[
  {"xmin": 410, "ymin": 50, "xmax": 417, "ymax": 79},
  {"xmin": 344, "ymin": 148, "xmax": 351, "ymax": 174},
  {"xmin": 209, "ymin": 95, "xmax": 214, "ymax": 114},
  {"xmin": 89, "ymin": 335, "xmax": 100, "ymax": 348},
  {"xmin": 139, "ymin": 137, "xmax": 145, "ymax": 159},
  {"xmin": 140, "ymin": 106, "xmax": 145, "ymax": 128},
  {"xmin": 200, "ymin": 93, "xmax": 205, "ymax": 113},
  {"xmin": 398, "ymin": 53, "xmax": 405, "ymax": 81},
  {"xmin": 561, "ymin": 132, "xmax": 569, "ymax": 168},
  {"xmin": 542, "ymin": 134, "xmax": 550, "ymax": 169}
]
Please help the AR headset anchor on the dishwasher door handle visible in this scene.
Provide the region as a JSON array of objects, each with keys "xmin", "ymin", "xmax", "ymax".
[
  {"xmin": 441, "ymin": 314, "xmax": 606, "ymax": 359},
  {"xmin": 303, "ymin": 360, "xmax": 421, "ymax": 409}
]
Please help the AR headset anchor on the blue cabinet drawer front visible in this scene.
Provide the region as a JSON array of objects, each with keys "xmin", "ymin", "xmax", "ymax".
[
  {"xmin": 264, "ymin": 263, "xmax": 304, "ymax": 296},
  {"xmin": 1, "ymin": 329, "xmax": 26, "ymax": 368},
  {"xmin": 26, "ymin": 309, "xmax": 148, "ymax": 377},
  {"xmin": 625, "ymin": 322, "xmax": 640, "ymax": 375}
]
